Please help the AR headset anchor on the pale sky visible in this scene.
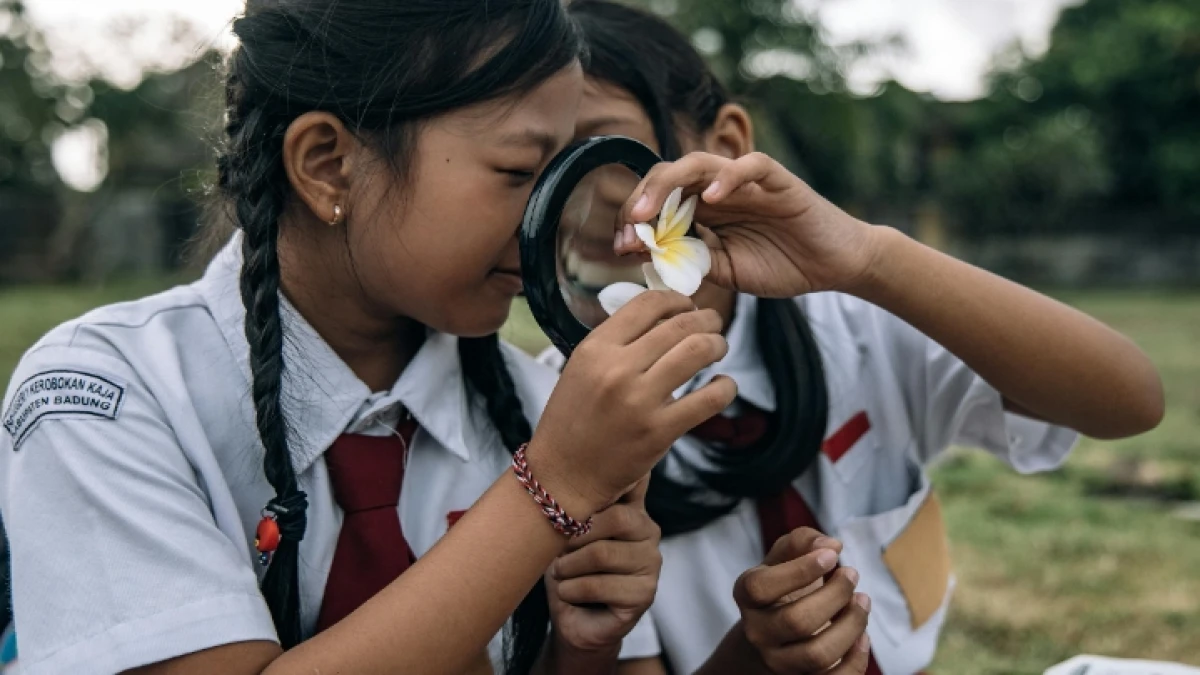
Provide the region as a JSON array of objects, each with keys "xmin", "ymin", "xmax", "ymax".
[{"xmin": 24, "ymin": 0, "xmax": 1082, "ymax": 100}]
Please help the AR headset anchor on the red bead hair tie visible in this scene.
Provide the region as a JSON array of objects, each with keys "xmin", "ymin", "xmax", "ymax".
[{"xmin": 512, "ymin": 444, "xmax": 593, "ymax": 538}]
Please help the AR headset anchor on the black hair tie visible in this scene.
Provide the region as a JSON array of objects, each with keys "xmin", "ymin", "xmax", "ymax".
[
  {"xmin": 255, "ymin": 491, "xmax": 309, "ymax": 566},
  {"xmin": 267, "ymin": 491, "xmax": 309, "ymax": 542}
]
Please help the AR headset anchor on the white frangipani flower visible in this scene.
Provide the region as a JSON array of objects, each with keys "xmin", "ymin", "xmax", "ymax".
[{"xmin": 597, "ymin": 188, "xmax": 711, "ymax": 316}]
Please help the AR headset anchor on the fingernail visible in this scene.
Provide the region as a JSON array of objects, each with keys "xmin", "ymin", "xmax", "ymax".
[
  {"xmin": 816, "ymin": 549, "xmax": 838, "ymax": 570},
  {"xmin": 856, "ymin": 633, "xmax": 871, "ymax": 653},
  {"xmin": 623, "ymin": 224, "xmax": 636, "ymax": 247},
  {"xmin": 634, "ymin": 194, "xmax": 649, "ymax": 214},
  {"xmin": 844, "ymin": 567, "xmax": 860, "ymax": 586},
  {"xmin": 855, "ymin": 593, "xmax": 871, "ymax": 612},
  {"xmin": 812, "ymin": 536, "xmax": 839, "ymax": 550},
  {"xmin": 704, "ymin": 181, "xmax": 721, "ymax": 199}
]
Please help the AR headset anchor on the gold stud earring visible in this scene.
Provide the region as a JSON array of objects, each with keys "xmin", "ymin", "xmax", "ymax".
[{"xmin": 328, "ymin": 204, "xmax": 344, "ymax": 226}]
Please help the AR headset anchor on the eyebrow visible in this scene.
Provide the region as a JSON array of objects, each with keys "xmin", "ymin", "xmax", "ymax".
[{"xmin": 496, "ymin": 128, "xmax": 561, "ymax": 155}]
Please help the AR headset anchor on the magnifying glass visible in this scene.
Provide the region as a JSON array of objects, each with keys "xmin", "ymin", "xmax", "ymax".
[
  {"xmin": 519, "ymin": 135, "xmax": 662, "ymax": 358},
  {"xmin": 520, "ymin": 136, "xmax": 830, "ymax": 479}
]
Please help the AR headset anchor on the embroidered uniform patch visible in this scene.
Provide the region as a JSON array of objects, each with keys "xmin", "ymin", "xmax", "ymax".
[{"xmin": 3, "ymin": 370, "xmax": 126, "ymax": 450}]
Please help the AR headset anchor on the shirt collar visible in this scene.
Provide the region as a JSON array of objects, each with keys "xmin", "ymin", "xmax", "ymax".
[{"xmin": 194, "ymin": 234, "xmax": 476, "ymax": 474}]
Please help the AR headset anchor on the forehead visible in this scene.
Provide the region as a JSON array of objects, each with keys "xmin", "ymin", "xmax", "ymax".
[
  {"xmin": 578, "ymin": 78, "xmax": 647, "ymax": 124},
  {"xmin": 438, "ymin": 63, "xmax": 585, "ymax": 147},
  {"xmin": 575, "ymin": 77, "xmax": 657, "ymax": 149}
]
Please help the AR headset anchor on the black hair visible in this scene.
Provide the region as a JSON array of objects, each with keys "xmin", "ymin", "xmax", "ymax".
[
  {"xmin": 569, "ymin": 0, "xmax": 830, "ymax": 536},
  {"xmin": 0, "ymin": 516, "xmax": 9, "ymax": 632},
  {"xmin": 215, "ymin": 1, "xmax": 580, "ymax": 671}
]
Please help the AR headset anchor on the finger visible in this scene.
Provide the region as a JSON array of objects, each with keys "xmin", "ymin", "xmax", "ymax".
[
  {"xmin": 622, "ymin": 153, "xmax": 729, "ymax": 224},
  {"xmin": 568, "ymin": 503, "xmax": 659, "ymax": 549},
  {"xmin": 555, "ymin": 574, "xmax": 658, "ymax": 609},
  {"xmin": 764, "ymin": 527, "xmax": 836, "ymax": 566},
  {"xmin": 614, "ymin": 224, "xmax": 651, "ymax": 256},
  {"xmin": 734, "ymin": 548, "xmax": 841, "ymax": 610},
  {"xmin": 764, "ymin": 529, "xmax": 845, "ymax": 569},
  {"xmin": 629, "ymin": 307, "xmax": 725, "ymax": 372},
  {"xmin": 642, "ymin": 331, "xmax": 729, "ymax": 398},
  {"xmin": 761, "ymin": 568, "xmax": 860, "ymax": 642},
  {"xmin": 827, "ymin": 634, "xmax": 872, "ymax": 675},
  {"xmin": 659, "ymin": 375, "xmax": 738, "ymax": 438},
  {"xmin": 589, "ymin": 290, "xmax": 697, "ymax": 345},
  {"xmin": 701, "ymin": 152, "xmax": 789, "ymax": 203},
  {"xmin": 553, "ymin": 539, "xmax": 660, "ymax": 579},
  {"xmin": 768, "ymin": 594, "xmax": 870, "ymax": 672}
]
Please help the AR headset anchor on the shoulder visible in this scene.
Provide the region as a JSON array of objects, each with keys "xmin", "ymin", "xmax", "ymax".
[
  {"xmin": 3, "ymin": 285, "xmax": 219, "ymax": 447},
  {"xmin": 797, "ymin": 292, "xmax": 924, "ymax": 362},
  {"xmin": 18, "ymin": 284, "xmax": 210, "ymax": 362},
  {"xmin": 797, "ymin": 292, "xmax": 888, "ymax": 339}
]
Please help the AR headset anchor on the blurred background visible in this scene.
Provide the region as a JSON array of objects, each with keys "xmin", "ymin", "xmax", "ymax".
[{"xmin": 0, "ymin": 0, "xmax": 1197, "ymax": 671}]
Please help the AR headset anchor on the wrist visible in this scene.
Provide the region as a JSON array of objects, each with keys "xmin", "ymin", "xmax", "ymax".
[
  {"xmin": 840, "ymin": 224, "xmax": 908, "ymax": 300},
  {"xmin": 541, "ymin": 632, "xmax": 621, "ymax": 675},
  {"xmin": 521, "ymin": 438, "xmax": 608, "ymax": 521},
  {"xmin": 697, "ymin": 620, "xmax": 768, "ymax": 675}
]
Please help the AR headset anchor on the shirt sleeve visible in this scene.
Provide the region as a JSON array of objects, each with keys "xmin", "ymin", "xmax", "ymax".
[
  {"xmin": 618, "ymin": 613, "xmax": 662, "ymax": 661},
  {"xmin": 870, "ymin": 302, "xmax": 1079, "ymax": 473},
  {"xmin": 0, "ymin": 345, "xmax": 276, "ymax": 675}
]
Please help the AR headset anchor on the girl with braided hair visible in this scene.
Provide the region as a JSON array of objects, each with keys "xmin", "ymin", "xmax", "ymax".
[
  {"xmin": 538, "ymin": 3, "xmax": 1163, "ymax": 674},
  {"xmin": 0, "ymin": 2, "xmax": 737, "ymax": 673}
]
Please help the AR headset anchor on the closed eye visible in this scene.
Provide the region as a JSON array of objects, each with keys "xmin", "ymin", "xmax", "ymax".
[{"xmin": 497, "ymin": 168, "xmax": 536, "ymax": 186}]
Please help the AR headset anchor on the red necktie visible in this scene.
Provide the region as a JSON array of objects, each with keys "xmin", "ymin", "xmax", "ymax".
[
  {"xmin": 690, "ymin": 404, "xmax": 886, "ymax": 675},
  {"xmin": 315, "ymin": 419, "xmax": 419, "ymax": 632}
]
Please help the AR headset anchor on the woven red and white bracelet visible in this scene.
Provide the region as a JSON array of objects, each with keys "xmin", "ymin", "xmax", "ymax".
[{"xmin": 512, "ymin": 444, "xmax": 593, "ymax": 538}]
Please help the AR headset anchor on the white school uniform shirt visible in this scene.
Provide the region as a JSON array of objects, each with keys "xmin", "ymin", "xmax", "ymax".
[
  {"xmin": 0, "ymin": 236, "xmax": 655, "ymax": 675},
  {"xmin": 539, "ymin": 292, "xmax": 1078, "ymax": 675}
]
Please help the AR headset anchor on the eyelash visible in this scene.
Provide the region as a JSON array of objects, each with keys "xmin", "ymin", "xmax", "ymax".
[{"xmin": 498, "ymin": 168, "xmax": 536, "ymax": 184}]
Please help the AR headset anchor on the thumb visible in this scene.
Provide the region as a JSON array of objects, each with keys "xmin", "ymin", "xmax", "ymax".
[{"xmin": 694, "ymin": 223, "xmax": 734, "ymax": 291}]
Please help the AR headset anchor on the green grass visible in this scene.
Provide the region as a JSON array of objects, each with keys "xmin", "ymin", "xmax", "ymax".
[
  {"xmin": 930, "ymin": 291, "xmax": 1200, "ymax": 673},
  {"xmin": 3, "ymin": 281, "xmax": 1198, "ymax": 671}
]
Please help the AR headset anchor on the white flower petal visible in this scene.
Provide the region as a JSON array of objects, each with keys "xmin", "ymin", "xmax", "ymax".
[
  {"xmin": 650, "ymin": 236, "xmax": 711, "ymax": 296},
  {"xmin": 598, "ymin": 282, "xmax": 648, "ymax": 316},
  {"xmin": 642, "ymin": 263, "xmax": 670, "ymax": 291},
  {"xmin": 633, "ymin": 223, "xmax": 663, "ymax": 252},
  {"xmin": 662, "ymin": 194, "xmax": 698, "ymax": 242},
  {"xmin": 666, "ymin": 235, "xmax": 712, "ymax": 277},
  {"xmin": 657, "ymin": 187, "xmax": 683, "ymax": 240}
]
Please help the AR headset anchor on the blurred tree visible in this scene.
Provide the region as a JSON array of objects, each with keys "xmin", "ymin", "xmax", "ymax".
[
  {"xmin": 0, "ymin": 0, "xmax": 65, "ymax": 190},
  {"xmin": 626, "ymin": 0, "xmax": 919, "ymax": 220},
  {"xmin": 0, "ymin": 7, "xmax": 222, "ymax": 280},
  {"xmin": 637, "ymin": 0, "xmax": 1200, "ymax": 240},
  {"xmin": 1023, "ymin": 0, "xmax": 1200, "ymax": 218},
  {"xmin": 0, "ymin": 0, "xmax": 69, "ymax": 281},
  {"xmin": 62, "ymin": 43, "xmax": 222, "ymax": 276},
  {"xmin": 936, "ymin": 0, "xmax": 1200, "ymax": 235}
]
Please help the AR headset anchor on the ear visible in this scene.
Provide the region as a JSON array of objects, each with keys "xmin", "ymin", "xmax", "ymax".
[
  {"xmin": 282, "ymin": 112, "xmax": 357, "ymax": 225},
  {"xmin": 703, "ymin": 103, "xmax": 755, "ymax": 159}
]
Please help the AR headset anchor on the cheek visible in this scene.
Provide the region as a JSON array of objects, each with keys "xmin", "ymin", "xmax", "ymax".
[{"xmin": 346, "ymin": 166, "xmax": 525, "ymax": 331}]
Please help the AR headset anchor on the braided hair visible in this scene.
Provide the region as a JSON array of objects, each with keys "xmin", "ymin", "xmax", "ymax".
[
  {"xmin": 214, "ymin": 1, "xmax": 580, "ymax": 669},
  {"xmin": 569, "ymin": 0, "xmax": 830, "ymax": 536}
]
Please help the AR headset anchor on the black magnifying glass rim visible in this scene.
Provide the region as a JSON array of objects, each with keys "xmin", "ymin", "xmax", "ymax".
[{"xmin": 519, "ymin": 135, "xmax": 662, "ymax": 358}]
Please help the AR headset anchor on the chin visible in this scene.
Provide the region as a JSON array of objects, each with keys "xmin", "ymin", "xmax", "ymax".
[{"xmin": 439, "ymin": 302, "xmax": 512, "ymax": 339}]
